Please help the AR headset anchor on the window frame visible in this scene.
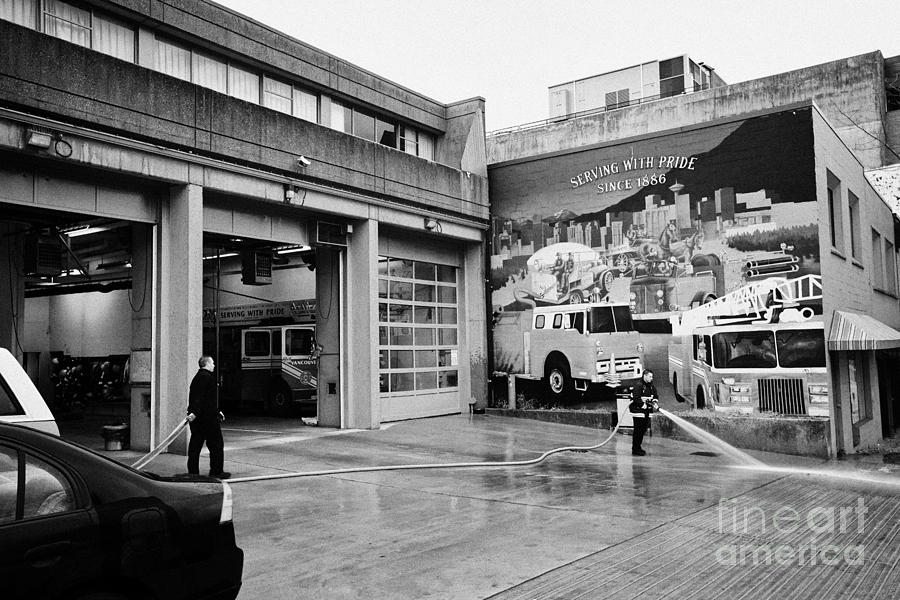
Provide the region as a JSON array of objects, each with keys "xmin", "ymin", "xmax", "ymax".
[
  {"xmin": 2, "ymin": 0, "xmax": 136, "ymax": 62},
  {"xmin": 377, "ymin": 256, "xmax": 459, "ymax": 395},
  {"xmin": 0, "ymin": 442, "xmax": 86, "ymax": 524},
  {"xmin": 827, "ymin": 170, "xmax": 844, "ymax": 253},
  {"xmin": 872, "ymin": 229, "xmax": 885, "ymax": 290},
  {"xmin": 848, "ymin": 190, "xmax": 861, "ymax": 259}
]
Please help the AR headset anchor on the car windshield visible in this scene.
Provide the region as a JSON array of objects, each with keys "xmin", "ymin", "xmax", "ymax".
[
  {"xmin": 588, "ymin": 306, "xmax": 634, "ymax": 333},
  {"xmin": 775, "ymin": 329, "xmax": 826, "ymax": 368}
]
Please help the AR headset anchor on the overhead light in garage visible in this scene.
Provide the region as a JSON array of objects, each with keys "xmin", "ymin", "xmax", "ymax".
[
  {"xmin": 203, "ymin": 252, "xmax": 239, "ymax": 260},
  {"xmin": 65, "ymin": 225, "xmax": 115, "ymax": 238},
  {"xmin": 275, "ymin": 245, "xmax": 311, "ymax": 254},
  {"xmin": 96, "ymin": 260, "xmax": 131, "ymax": 270}
]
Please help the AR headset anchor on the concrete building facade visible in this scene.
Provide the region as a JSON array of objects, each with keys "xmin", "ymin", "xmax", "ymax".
[
  {"xmin": 0, "ymin": 0, "xmax": 489, "ymax": 451},
  {"xmin": 488, "ymin": 52, "xmax": 900, "ymax": 456}
]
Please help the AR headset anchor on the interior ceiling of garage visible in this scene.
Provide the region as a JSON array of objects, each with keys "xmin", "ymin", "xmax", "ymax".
[{"xmin": 2, "ymin": 203, "xmax": 313, "ymax": 298}]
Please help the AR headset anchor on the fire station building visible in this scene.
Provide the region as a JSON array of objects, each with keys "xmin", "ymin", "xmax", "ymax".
[{"xmin": 0, "ymin": 0, "xmax": 489, "ymax": 451}]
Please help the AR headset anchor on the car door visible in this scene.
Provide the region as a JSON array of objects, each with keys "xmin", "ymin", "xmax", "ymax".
[{"xmin": 0, "ymin": 443, "xmax": 99, "ymax": 599}]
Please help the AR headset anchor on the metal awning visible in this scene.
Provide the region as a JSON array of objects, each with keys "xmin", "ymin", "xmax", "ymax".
[{"xmin": 828, "ymin": 310, "xmax": 900, "ymax": 351}]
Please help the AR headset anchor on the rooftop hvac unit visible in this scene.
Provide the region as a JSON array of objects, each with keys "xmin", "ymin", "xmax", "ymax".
[
  {"xmin": 23, "ymin": 235, "xmax": 63, "ymax": 276},
  {"xmin": 241, "ymin": 251, "xmax": 272, "ymax": 285},
  {"xmin": 315, "ymin": 221, "xmax": 350, "ymax": 247}
]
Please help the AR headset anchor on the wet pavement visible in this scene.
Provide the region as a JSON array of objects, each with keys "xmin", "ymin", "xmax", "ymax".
[{"xmin": 61, "ymin": 413, "xmax": 900, "ymax": 599}]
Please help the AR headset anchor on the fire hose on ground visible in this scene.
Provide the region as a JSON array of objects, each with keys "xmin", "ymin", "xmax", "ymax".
[{"xmin": 129, "ymin": 417, "xmax": 623, "ymax": 483}]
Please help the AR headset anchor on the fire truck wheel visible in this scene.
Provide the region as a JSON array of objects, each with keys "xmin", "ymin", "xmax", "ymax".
[
  {"xmin": 597, "ymin": 269, "xmax": 614, "ymax": 292},
  {"xmin": 695, "ymin": 385, "xmax": 706, "ymax": 410},
  {"xmin": 545, "ymin": 359, "xmax": 573, "ymax": 401},
  {"xmin": 672, "ymin": 372, "xmax": 685, "ymax": 403},
  {"xmin": 266, "ymin": 382, "xmax": 294, "ymax": 417}
]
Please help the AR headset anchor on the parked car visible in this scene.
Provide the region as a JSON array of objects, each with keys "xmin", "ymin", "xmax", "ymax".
[
  {"xmin": 0, "ymin": 422, "xmax": 243, "ymax": 600},
  {"xmin": 0, "ymin": 347, "xmax": 58, "ymax": 435}
]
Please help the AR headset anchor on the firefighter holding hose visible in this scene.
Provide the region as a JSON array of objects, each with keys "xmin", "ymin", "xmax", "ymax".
[{"xmin": 629, "ymin": 369, "xmax": 659, "ymax": 456}]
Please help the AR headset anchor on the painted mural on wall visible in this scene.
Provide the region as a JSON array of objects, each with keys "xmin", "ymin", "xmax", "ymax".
[{"xmin": 489, "ymin": 109, "xmax": 820, "ymax": 325}]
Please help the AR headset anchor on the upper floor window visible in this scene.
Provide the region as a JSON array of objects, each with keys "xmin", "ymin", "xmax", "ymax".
[
  {"xmin": 155, "ymin": 35, "xmax": 259, "ymax": 104},
  {"xmin": 848, "ymin": 190, "xmax": 861, "ymax": 259},
  {"xmin": 605, "ymin": 89, "xmax": 629, "ymax": 110},
  {"xmin": 659, "ymin": 56, "xmax": 685, "ymax": 98},
  {"xmin": 2, "ymin": 0, "xmax": 135, "ymax": 62},
  {"xmin": 886, "ymin": 240, "xmax": 897, "ymax": 294},
  {"xmin": 399, "ymin": 125, "xmax": 434, "ymax": 161},
  {"xmin": 331, "ymin": 101, "xmax": 406, "ymax": 150},
  {"xmin": 293, "ymin": 87, "xmax": 318, "ymax": 123},
  {"xmin": 827, "ymin": 170, "xmax": 844, "ymax": 252},
  {"xmin": 872, "ymin": 229, "xmax": 884, "ymax": 289},
  {"xmin": 263, "ymin": 76, "xmax": 293, "ymax": 114},
  {"xmin": 193, "ymin": 50, "xmax": 227, "ymax": 93}
]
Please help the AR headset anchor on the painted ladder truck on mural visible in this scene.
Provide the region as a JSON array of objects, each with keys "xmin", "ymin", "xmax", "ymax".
[
  {"xmin": 668, "ymin": 274, "xmax": 829, "ymax": 416},
  {"xmin": 240, "ymin": 324, "xmax": 319, "ymax": 416},
  {"xmin": 524, "ymin": 302, "xmax": 645, "ymax": 401}
]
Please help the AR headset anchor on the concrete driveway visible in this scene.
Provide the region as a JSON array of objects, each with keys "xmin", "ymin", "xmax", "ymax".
[{"xmin": 66, "ymin": 413, "xmax": 900, "ymax": 599}]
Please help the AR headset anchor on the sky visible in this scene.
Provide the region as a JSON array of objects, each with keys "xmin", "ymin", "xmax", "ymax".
[{"xmin": 216, "ymin": 0, "xmax": 900, "ymax": 133}]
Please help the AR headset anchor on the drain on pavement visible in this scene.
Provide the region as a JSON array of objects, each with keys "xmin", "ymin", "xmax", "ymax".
[{"xmin": 690, "ymin": 451, "xmax": 719, "ymax": 457}]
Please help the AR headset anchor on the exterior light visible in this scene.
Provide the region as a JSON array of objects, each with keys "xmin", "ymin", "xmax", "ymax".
[{"xmin": 25, "ymin": 129, "xmax": 53, "ymax": 149}]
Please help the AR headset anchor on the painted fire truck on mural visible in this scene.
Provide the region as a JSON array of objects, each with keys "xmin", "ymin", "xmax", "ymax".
[
  {"xmin": 525, "ymin": 302, "xmax": 645, "ymax": 399},
  {"xmin": 667, "ymin": 275, "xmax": 829, "ymax": 416}
]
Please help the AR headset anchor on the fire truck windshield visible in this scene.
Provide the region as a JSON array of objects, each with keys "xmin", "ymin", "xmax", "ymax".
[
  {"xmin": 286, "ymin": 328, "xmax": 315, "ymax": 356},
  {"xmin": 588, "ymin": 305, "xmax": 635, "ymax": 334},
  {"xmin": 775, "ymin": 329, "xmax": 826, "ymax": 368},
  {"xmin": 712, "ymin": 328, "xmax": 825, "ymax": 369}
]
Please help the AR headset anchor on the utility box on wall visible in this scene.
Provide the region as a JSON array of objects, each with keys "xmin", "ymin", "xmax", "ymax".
[
  {"xmin": 241, "ymin": 251, "xmax": 272, "ymax": 285},
  {"xmin": 23, "ymin": 235, "xmax": 62, "ymax": 276}
]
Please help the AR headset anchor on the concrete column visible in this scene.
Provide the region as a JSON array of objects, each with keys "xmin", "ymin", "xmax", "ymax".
[
  {"xmin": 0, "ymin": 223, "xmax": 25, "ymax": 362},
  {"xmin": 316, "ymin": 245, "xmax": 342, "ymax": 428},
  {"xmin": 155, "ymin": 184, "xmax": 204, "ymax": 455},
  {"xmin": 464, "ymin": 241, "xmax": 488, "ymax": 409},
  {"xmin": 129, "ymin": 223, "xmax": 154, "ymax": 451},
  {"xmin": 344, "ymin": 218, "xmax": 379, "ymax": 428}
]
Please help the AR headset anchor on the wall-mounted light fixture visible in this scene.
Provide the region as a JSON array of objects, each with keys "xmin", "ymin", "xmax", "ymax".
[
  {"xmin": 284, "ymin": 184, "xmax": 306, "ymax": 205},
  {"xmin": 25, "ymin": 129, "xmax": 53, "ymax": 149},
  {"xmin": 424, "ymin": 218, "xmax": 440, "ymax": 231}
]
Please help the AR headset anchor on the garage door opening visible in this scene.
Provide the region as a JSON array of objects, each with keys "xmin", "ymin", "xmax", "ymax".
[
  {"xmin": 2, "ymin": 207, "xmax": 151, "ymax": 432},
  {"xmin": 202, "ymin": 234, "xmax": 318, "ymax": 421}
]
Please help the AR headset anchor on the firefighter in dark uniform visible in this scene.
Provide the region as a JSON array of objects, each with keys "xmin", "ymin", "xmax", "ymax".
[
  {"xmin": 187, "ymin": 355, "xmax": 229, "ymax": 479},
  {"xmin": 629, "ymin": 369, "xmax": 659, "ymax": 456}
]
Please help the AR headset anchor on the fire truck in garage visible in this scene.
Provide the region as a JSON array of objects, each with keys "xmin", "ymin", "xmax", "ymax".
[{"xmin": 240, "ymin": 324, "xmax": 319, "ymax": 416}]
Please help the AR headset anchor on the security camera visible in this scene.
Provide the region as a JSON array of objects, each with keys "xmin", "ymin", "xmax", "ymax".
[{"xmin": 297, "ymin": 155, "xmax": 311, "ymax": 167}]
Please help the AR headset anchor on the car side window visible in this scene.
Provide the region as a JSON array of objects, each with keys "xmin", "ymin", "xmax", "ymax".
[
  {"xmin": 0, "ymin": 445, "xmax": 18, "ymax": 524},
  {"xmin": 534, "ymin": 315, "xmax": 545, "ymax": 329},
  {"xmin": 0, "ymin": 378, "xmax": 24, "ymax": 416},
  {"xmin": 23, "ymin": 453, "xmax": 75, "ymax": 518}
]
